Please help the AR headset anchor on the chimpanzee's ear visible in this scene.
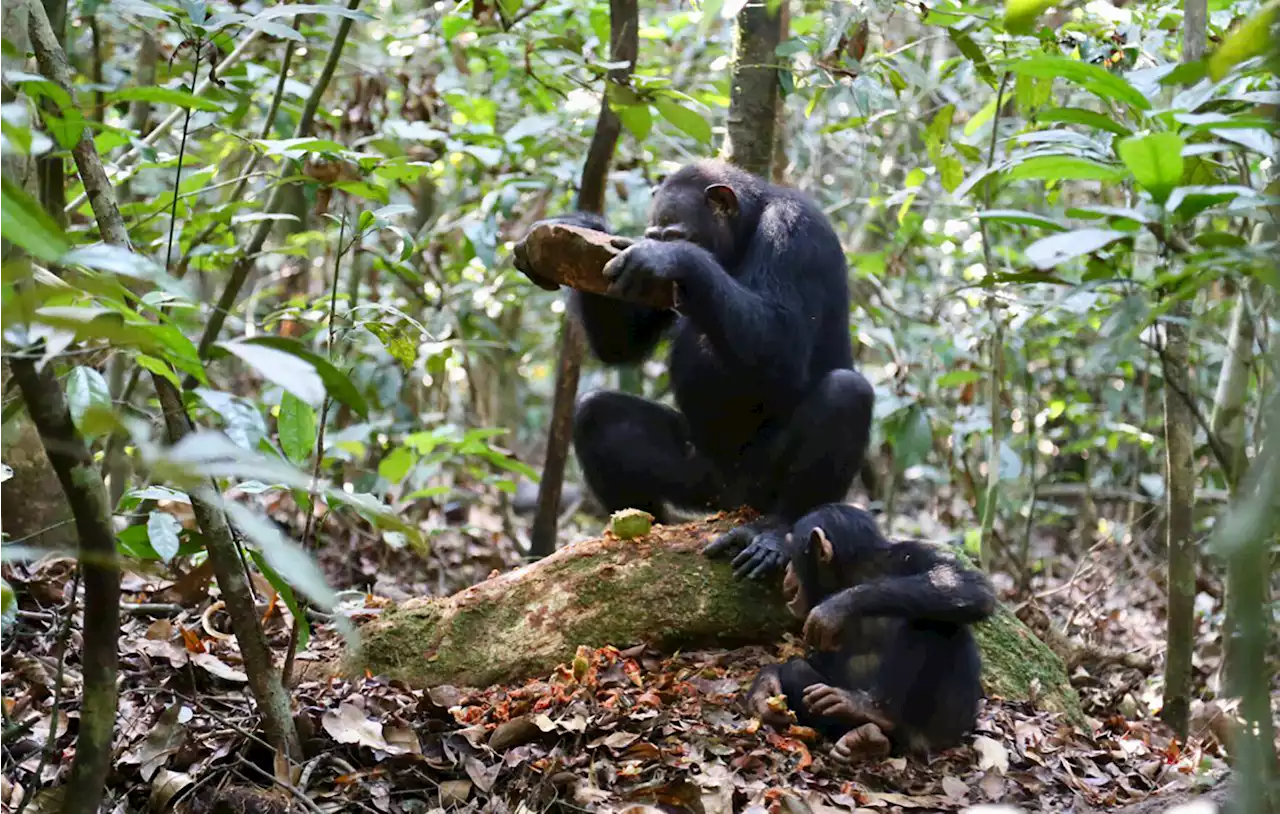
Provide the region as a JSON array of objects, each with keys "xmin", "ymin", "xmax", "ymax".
[
  {"xmin": 810, "ymin": 527, "xmax": 834, "ymax": 564},
  {"xmin": 704, "ymin": 184, "xmax": 739, "ymax": 219}
]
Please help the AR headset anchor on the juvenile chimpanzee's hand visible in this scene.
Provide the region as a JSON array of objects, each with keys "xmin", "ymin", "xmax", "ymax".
[
  {"xmin": 703, "ymin": 521, "xmax": 788, "ymax": 580},
  {"xmin": 744, "ymin": 669, "xmax": 795, "ymax": 730},
  {"xmin": 802, "ymin": 598, "xmax": 848, "ymax": 652},
  {"xmin": 602, "ymin": 238, "xmax": 683, "ymax": 301},
  {"xmin": 801, "ymin": 685, "xmax": 893, "ymax": 729}
]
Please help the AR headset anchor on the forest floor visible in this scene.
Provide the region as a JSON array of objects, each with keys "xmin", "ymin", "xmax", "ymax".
[{"xmin": 1, "ymin": 489, "xmax": 1260, "ymax": 813}]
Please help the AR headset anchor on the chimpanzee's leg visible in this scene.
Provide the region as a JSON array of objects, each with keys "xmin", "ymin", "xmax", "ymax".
[
  {"xmin": 768, "ymin": 367, "xmax": 876, "ymax": 518},
  {"xmin": 705, "ymin": 369, "xmax": 875, "ymax": 579},
  {"xmin": 874, "ymin": 621, "xmax": 983, "ymax": 755},
  {"xmin": 573, "ymin": 390, "xmax": 723, "ymax": 523}
]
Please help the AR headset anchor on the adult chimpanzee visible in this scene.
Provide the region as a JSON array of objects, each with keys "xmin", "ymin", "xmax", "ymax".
[
  {"xmin": 512, "ymin": 160, "xmax": 874, "ymax": 579},
  {"xmin": 745, "ymin": 503, "xmax": 995, "ymax": 763}
]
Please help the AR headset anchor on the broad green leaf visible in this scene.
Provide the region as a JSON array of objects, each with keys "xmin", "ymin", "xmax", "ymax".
[
  {"xmin": 963, "ymin": 97, "xmax": 998, "ymax": 137},
  {"xmin": 378, "ymin": 446, "xmax": 415, "ymax": 484},
  {"xmin": 1007, "ymin": 155, "xmax": 1127, "ymax": 183},
  {"xmin": 66, "ymin": 367, "xmax": 111, "ymax": 437},
  {"xmin": 108, "ymin": 87, "xmax": 223, "ymax": 112},
  {"xmin": 1065, "ymin": 205, "xmax": 1151, "ymax": 224},
  {"xmin": 937, "ymin": 155, "xmax": 965, "ymax": 193},
  {"xmin": 195, "ymin": 389, "xmax": 267, "ymax": 450},
  {"xmin": 975, "ymin": 210, "xmax": 1068, "ymax": 231},
  {"xmin": 504, "ymin": 114, "xmax": 558, "ymax": 144},
  {"xmin": 1024, "ymin": 228, "xmax": 1129, "ymax": 269},
  {"xmin": 1, "ymin": 578, "xmax": 15, "ymax": 633},
  {"xmin": 253, "ymin": 3, "xmax": 374, "ymax": 22},
  {"xmin": 278, "ymin": 393, "xmax": 317, "ymax": 464},
  {"xmin": 655, "ymin": 99, "xmax": 712, "ymax": 144},
  {"xmin": 890, "ymin": 405, "xmax": 933, "ymax": 474},
  {"xmin": 225, "ymin": 502, "xmax": 337, "ymax": 611},
  {"xmin": 136, "ymin": 353, "xmax": 181, "ymax": 388},
  {"xmin": 240, "ymin": 337, "xmax": 369, "ymax": 417},
  {"xmin": 616, "ymin": 103, "xmax": 653, "ymax": 141},
  {"xmin": 1003, "ymin": 0, "xmax": 1057, "ymax": 33},
  {"xmin": 936, "ymin": 369, "xmax": 984, "ymax": 388},
  {"xmin": 1006, "ymin": 55, "xmax": 1150, "ymax": 110},
  {"xmin": 1208, "ymin": 0, "xmax": 1278, "ymax": 80},
  {"xmin": 248, "ymin": 550, "xmax": 309, "ymax": 648},
  {"xmin": 220, "ymin": 340, "xmax": 325, "ymax": 406},
  {"xmin": 1035, "ymin": 107, "xmax": 1133, "ymax": 137},
  {"xmin": 1116, "ymin": 132, "xmax": 1185, "ymax": 204},
  {"xmin": 1, "ymin": 177, "xmax": 68, "ymax": 261},
  {"xmin": 146, "ymin": 510, "xmax": 183, "ymax": 564},
  {"xmin": 61, "ymin": 243, "xmax": 194, "ymax": 298}
]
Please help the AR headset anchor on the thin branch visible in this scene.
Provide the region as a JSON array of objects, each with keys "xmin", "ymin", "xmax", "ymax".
[
  {"xmin": 190, "ymin": 0, "xmax": 363, "ymax": 371},
  {"xmin": 62, "ymin": 30, "xmax": 263, "ymax": 216}
]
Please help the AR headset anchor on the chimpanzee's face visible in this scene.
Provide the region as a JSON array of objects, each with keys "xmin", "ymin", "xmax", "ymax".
[
  {"xmin": 645, "ymin": 181, "xmax": 736, "ymax": 264},
  {"xmin": 782, "ymin": 563, "xmax": 810, "ymax": 619}
]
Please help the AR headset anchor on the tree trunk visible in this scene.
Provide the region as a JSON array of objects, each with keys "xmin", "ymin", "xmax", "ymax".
[
  {"xmin": 355, "ymin": 512, "xmax": 1084, "ymax": 724},
  {"xmin": 1160, "ymin": 0, "xmax": 1206, "ymax": 740},
  {"xmin": 721, "ymin": 0, "xmax": 786, "ymax": 179},
  {"xmin": 530, "ymin": 0, "xmax": 639, "ymax": 558}
]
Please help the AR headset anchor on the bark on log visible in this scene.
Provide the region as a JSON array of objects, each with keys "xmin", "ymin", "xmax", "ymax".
[
  {"xmin": 517, "ymin": 222, "xmax": 676, "ymax": 310},
  {"xmin": 354, "ymin": 512, "xmax": 1084, "ymax": 724}
]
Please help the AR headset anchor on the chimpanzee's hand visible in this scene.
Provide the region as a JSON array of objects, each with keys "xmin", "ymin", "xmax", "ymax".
[
  {"xmin": 802, "ymin": 685, "xmax": 893, "ymax": 729},
  {"xmin": 745, "ymin": 670, "xmax": 795, "ymax": 729},
  {"xmin": 602, "ymin": 238, "xmax": 682, "ymax": 301},
  {"xmin": 802, "ymin": 599, "xmax": 848, "ymax": 652},
  {"xmin": 512, "ymin": 222, "xmax": 562, "ymax": 292},
  {"xmin": 703, "ymin": 522, "xmax": 788, "ymax": 580}
]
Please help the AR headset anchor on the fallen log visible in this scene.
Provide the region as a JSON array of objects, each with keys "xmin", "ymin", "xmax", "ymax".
[
  {"xmin": 514, "ymin": 221, "xmax": 677, "ymax": 309},
  {"xmin": 353, "ymin": 512, "xmax": 1084, "ymax": 723}
]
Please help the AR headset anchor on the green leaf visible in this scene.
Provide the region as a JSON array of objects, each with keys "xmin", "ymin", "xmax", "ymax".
[
  {"xmin": 136, "ymin": 353, "xmax": 181, "ymax": 388},
  {"xmin": 936, "ymin": 369, "xmax": 983, "ymax": 388},
  {"xmin": 890, "ymin": 405, "xmax": 933, "ymax": 474},
  {"xmin": 278, "ymin": 393, "xmax": 317, "ymax": 465},
  {"xmin": 1003, "ymin": 0, "xmax": 1057, "ymax": 33},
  {"xmin": 1035, "ymin": 107, "xmax": 1134, "ymax": 137},
  {"xmin": 937, "ymin": 155, "xmax": 965, "ymax": 193},
  {"xmin": 108, "ymin": 86, "xmax": 223, "ymax": 112},
  {"xmin": 1007, "ymin": 155, "xmax": 1127, "ymax": 183},
  {"xmin": 378, "ymin": 446, "xmax": 416, "ymax": 484},
  {"xmin": 146, "ymin": 510, "xmax": 183, "ymax": 564},
  {"xmin": 1116, "ymin": 132, "xmax": 1184, "ymax": 205},
  {"xmin": 616, "ymin": 103, "xmax": 653, "ymax": 141},
  {"xmin": 1024, "ymin": 228, "xmax": 1129, "ymax": 269},
  {"xmin": 1006, "ymin": 55, "xmax": 1150, "ymax": 110},
  {"xmin": 655, "ymin": 99, "xmax": 712, "ymax": 144},
  {"xmin": 195, "ymin": 389, "xmax": 267, "ymax": 450},
  {"xmin": 1, "ymin": 177, "xmax": 69, "ymax": 261},
  {"xmin": 248, "ymin": 550, "xmax": 309, "ymax": 648},
  {"xmin": 1208, "ymin": 0, "xmax": 1278, "ymax": 81},
  {"xmin": 66, "ymin": 367, "xmax": 111, "ymax": 437},
  {"xmin": 975, "ymin": 210, "xmax": 1068, "ymax": 231},
  {"xmin": 239, "ymin": 337, "xmax": 369, "ymax": 417},
  {"xmin": 963, "ymin": 97, "xmax": 998, "ymax": 137},
  {"xmin": 1, "ymin": 578, "xmax": 15, "ymax": 633},
  {"xmin": 220, "ymin": 340, "xmax": 326, "ymax": 406},
  {"xmin": 949, "ymin": 30, "xmax": 995, "ymax": 83},
  {"xmin": 225, "ymin": 502, "xmax": 337, "ymax": 611},
  {"xmin": 252, "ymin": 3, "xmax": 374, "ymax": 22}
]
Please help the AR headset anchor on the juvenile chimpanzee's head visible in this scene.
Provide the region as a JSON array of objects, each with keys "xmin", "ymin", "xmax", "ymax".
[
  {"xmin": 782, "ymin": 505, "xmax": 890, "ymax": 619},
  {"xmin": 645, "ymin": 161, "xmax": 762, "ymax": 268}
]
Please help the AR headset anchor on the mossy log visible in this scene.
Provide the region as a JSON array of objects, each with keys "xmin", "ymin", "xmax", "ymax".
[
  {"xmin": 517, "ymin": 221, "xmax": 676, "ymax": 309},
  {"xmin": 354, "ymin": 512, "xmax": 1083, "ymax": 723}
]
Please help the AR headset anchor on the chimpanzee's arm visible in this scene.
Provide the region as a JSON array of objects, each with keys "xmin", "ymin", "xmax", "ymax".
[
  {"xmin": 517, "ymin": 212, "xmax": 675, "ymax": 366},
  {"xmin": 805, "ymin": 544, "xmax": 995, "ymax": 641},
  {"xmin": 670, "ymin": 206, "xmax": 835, "ymax": 397}
]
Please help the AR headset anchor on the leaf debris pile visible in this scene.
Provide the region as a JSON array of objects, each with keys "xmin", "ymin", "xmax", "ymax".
[{"xmin": 1, "ymin": 545, "xmax": 1234, "ymax": 813}]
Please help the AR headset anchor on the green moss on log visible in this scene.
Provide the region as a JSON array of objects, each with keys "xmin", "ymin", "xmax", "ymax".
[{"xmin": 353, "ymin": 512, "xmax": 1082, "ymax": 723}]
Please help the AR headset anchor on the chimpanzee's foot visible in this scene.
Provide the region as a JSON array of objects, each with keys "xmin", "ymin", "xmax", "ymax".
[
  {"xmin": 831, "ymin": 723, "xmax": 892, "ymax": 764},
  {"xmin": 702, "ymin": 518, "xmax": 789, "ymax": 580}
]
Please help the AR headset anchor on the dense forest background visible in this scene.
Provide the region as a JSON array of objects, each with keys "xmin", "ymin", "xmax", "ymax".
[{"xmin": 1, "ymin": 0, "xmax": 1277, "ymax": 811}]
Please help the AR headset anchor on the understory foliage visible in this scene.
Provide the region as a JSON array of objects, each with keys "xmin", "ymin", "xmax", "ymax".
[{"xmin": 1, "ymin": 0, "xmax": 1277, "ymax": 809}]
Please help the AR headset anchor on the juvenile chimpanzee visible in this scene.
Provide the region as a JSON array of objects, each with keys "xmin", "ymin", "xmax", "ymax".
[
  {"xmin": 512, "ymin": 161, "xmax": 874, "ymax": 579},
  {"xmin": 745, "ymin": 503, "xmax": 995, "ymax": 763}
]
